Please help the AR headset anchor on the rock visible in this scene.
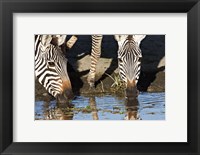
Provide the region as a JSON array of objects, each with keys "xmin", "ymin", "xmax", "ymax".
[
  {"xmin": 147, "ymin": 71, "xmax": 165, "ymax": 92},
  {"xmin": 158, "ymin": 56, "xmax": 165, "ymax": 70}
]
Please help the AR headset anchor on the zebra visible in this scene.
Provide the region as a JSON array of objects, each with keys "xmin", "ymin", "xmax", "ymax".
[
  {"xmin": 87, "ymin": 35, "xmax": 146, "ymax": 98},
  {"xmin": 35, "ymin": 35, "xmax": 73, "ymax": 104}
]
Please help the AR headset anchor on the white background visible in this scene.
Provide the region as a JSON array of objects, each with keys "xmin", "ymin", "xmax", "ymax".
[{"xmin": 13, "ymin": 13, "xmax": 187, "ymax": 142}]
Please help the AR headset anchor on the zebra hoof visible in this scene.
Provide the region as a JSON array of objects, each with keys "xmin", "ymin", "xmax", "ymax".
[
  {"xmin": 89, "ymin": 85, "xmax": 96, "ymax": 92},
  {"xmin": 89, "ymin": 85, "xmax": 95, "ymax": 90},
  {"xmin": 88, "ymin": 80, "xmax": 95, "ymax": 90}
]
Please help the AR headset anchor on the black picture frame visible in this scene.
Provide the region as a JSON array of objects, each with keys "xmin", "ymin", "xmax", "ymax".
[{"xmin": 0, "ymin": 0, "xmax": 199, "ymax": 154}]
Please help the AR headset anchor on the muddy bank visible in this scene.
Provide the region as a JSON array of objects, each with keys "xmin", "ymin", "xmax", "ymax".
[
  {"xmin": 68, "ymin": 60, "xmax": 165, "ymax": 93},
  {"xmin": 77, "ymin": 71, "xmax": 165, "ymax": 94}
]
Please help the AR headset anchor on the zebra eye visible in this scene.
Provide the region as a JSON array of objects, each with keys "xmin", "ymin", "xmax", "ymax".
[
  {"xmin": 118, "ymin": 58, "xmax": 123, "ymax": 63},
  {"xmin": 48, "ymin": 61, "xmax": 55, "ymax": 67},
  {"xmin": 44, "ymin": 46, "xmax": 50, "ymax": 52}
]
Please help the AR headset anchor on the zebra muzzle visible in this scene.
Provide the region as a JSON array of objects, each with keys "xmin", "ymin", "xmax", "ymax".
[
  {"xmin": 63, "ymin": 88, "xmax": 74, "ymax": 100},
  {"xmin": 57, "ymin": 89, "xmax": 74, "ymax": 105},
  {"xmin": 57, "ymin": 80, "xmax": 74, "ymax": 104},
  {"xmin": 126, "ymin": 79, "xmax": 139, "ymax": 98}
]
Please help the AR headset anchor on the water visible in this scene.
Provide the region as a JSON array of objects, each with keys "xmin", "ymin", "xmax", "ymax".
[{"xmin": 35, "ymin": 92, "xmax": 165, "ymax": 120}]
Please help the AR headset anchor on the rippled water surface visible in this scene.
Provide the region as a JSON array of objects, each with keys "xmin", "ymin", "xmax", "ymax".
[{"xmin": 35, "ymin": 92, "xmax": 165, "ymax": 120}]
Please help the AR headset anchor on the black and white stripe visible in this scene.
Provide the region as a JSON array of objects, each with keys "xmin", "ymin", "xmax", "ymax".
[
  {"xmin": 117, "ymin": 35, "xmax": 142, "ymax": 84},
  {"xmin": 87, "ymin": 35, "xmax": 103, "ymax": 87},
  {"xmin": 35, "ymin": 35, "xmax": 68, "ymax": 97}
]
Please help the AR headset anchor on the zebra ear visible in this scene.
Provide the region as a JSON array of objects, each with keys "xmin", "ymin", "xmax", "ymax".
[
  {"xmin": 41, "ymin": 35, "xmax": 52, "ymax": 46},
  {"xmin": 132, "ymin": 35, "xmax": 146, "ymax": 45},
  {"xmin": 114, "ymin": 35, "xmax": 128, "ymax": 42},
  {"xmin": 51, "ymin": 35, "xmax": 67, "ymax": 46}
]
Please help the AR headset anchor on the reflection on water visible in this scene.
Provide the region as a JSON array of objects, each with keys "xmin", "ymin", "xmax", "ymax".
[
  {"xmin": 36, "ymin": 101, "xmax": 74, "ymax": 120},
  {"xmin": 89, "ymin": 97, "xmax": 99, "ymax": 120},
  {"xmin": 35, "ymin": 92, "xmax": 165, "ymax": 120},
  {"xmin": 125, "ymin": 98, "xmax": 140, "ymax": 120}
]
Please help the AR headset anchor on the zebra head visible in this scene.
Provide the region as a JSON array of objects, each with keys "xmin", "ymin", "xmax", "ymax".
[
  {"xmin": 35, "ymin": 35, "xmax": 73, "ymax": 104},
  {"xmin": 115, "ymin": 35, "xmax": 146, "ymax": 98}
]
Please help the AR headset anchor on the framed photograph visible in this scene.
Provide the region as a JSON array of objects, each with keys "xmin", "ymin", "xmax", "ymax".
[{"xmin": 0, "ymin": 0, "xmax": 199, "ymax": 154}]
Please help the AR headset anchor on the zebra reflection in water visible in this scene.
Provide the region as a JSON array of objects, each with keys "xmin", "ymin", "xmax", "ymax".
[
  {"xmin": 37, "ymin": 96, "xmax": 139, "ymax": 120},
  {"xmin": 89, "ymin": 96, "xmax": 140, "ymax": 120},
  {"xmin": 88, "ymin": 96, "xmax": 140, "ymax": 120},
  {"xmin": 89, "ymin": 96, "xmax": 99, "ymax": 120},
  {"xmin": 42, "ymin": 101, "xmax": 74, "ymax": 120},
  {"xmin": 125, "ymin": 98, "xmax": 140, "ymax": 120}
]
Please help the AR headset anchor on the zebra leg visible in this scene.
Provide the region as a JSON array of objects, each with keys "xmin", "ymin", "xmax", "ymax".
[
  {"xmin": 66, "ymin": 35, "xmax": 78, "ymax": 49},
  {"xmin": 87, "ymin": 35, "xmax": 103, "ymax": 88}
]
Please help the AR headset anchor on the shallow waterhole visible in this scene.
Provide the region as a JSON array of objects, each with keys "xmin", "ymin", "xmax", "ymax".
[{"xmin": 35, "ymin": 92, "xmax": 165, "ymax": 120}]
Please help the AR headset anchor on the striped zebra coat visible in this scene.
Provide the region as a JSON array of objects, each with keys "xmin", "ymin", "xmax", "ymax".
[
  {"xmin": 35, "ymin": 35, "xmax": 73, "ymax": 104},
  {"xmin": 85, "ymin": 35, "xmax": 146, "ymax": 98}
]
